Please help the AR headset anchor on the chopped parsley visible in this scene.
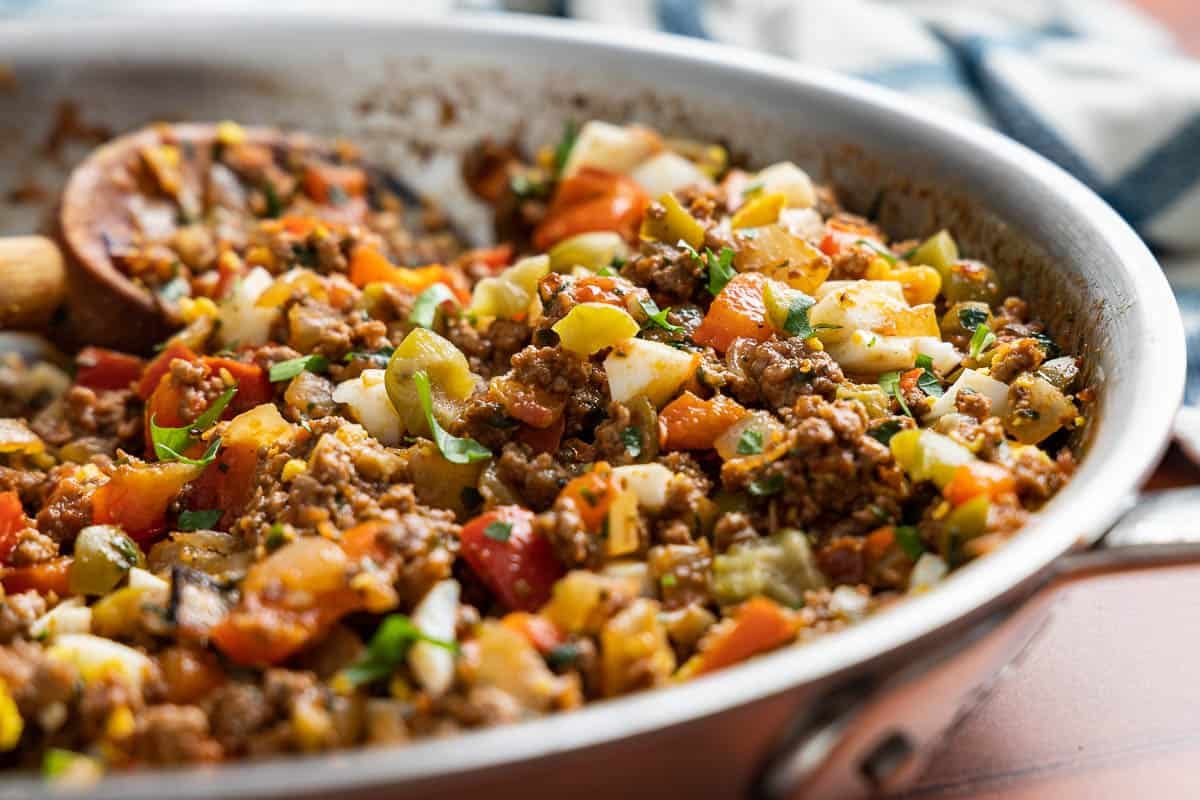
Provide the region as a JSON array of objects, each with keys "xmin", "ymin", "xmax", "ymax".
[
  {"xmin": 748, "ymin": 473, "xmax": 784, "ymax": 497},
  {"xmin": 878, "ymin": 371, "xmax": 912, "ymax": 418},
  {"xmin": 867, "ymin": 419, "xmax": 905, "ymax": 445},
  {"xmin": 553, "ymin": 120, "xmax": 578, "ymax": 175},
  {"xmin": 894, "ymin": 525, "xmax": 925, "ymax": 560},
  {"xmin": 546, "ymin": 642, "xmax": 580, "ymax": 669},
  {"xmin": 782, "ymin": 292, "xmax": 839, "ymax": 340},
  {"xmin": 855, "ymin": 239, "xmax": 897, "ymax": 265},
  {"xmin": 736, "ymin": 428, "xmax": 764, "ymax": 455},
  {"xmin": 638, "ymin": 297, "xmax": 684, "ymax": 333},
  {"xmin": 483, "ymin": 521, "xmax": 513, "ymax": 543},
  {"xmin": 265, "ymin": 522, "xmax": 288, "ymax": 551},
  {"xmin": 660, "ymin": 574, "xmax": 678, "ymax": 588},
  {"xmin": 261, "ymin": 181, "xmax": 283, "ymax": 218},
  {"xmin": 914, "ymin": 354, "xmax": 944, "ymax": 398},
  {"xmin": 620, "ymin": 426, "xmax": 643, "ymax": 458},
  {"xmin": 509, "ymin": 172, "xmax": 546, "ymax": 200},
  {"xmin": 409, "ymin": 283, "xmax": 459, "ymax": 330},
  {"xmin": 412, "ymin": 370, "xmax": 491, "ymax": 464},
  {"xmin": 704, "ymin": 246, "xmax": 737, "ymax": 296},
  {"xmin": 149, "ymin": 385, "xmax": 236, "ymax": 466},
  {"xmin": 1030, "ymin": 331, "xmax": 1060, "ymax": 358},
  {"xmin": 177, "ymin": 509, "xmax": 222, "ymax": 531},
  {"xmin": 595, "ymin": 265, "xmax": 616, "ymax": 277},
  {"xmin": 957, "ymin": 306, "xmax": 989, "ymax": 332},
  {"xmin": 343, "ymin": 346, "xmax": 395, "ymax": 367},
  {"xmin": 969, "ymin": 323, "xmax": 996, "ymax": 360},
  {"xmin": 268, "ymin": 354, "xmax": 329, "ymax": 383},
  {"xmin": 343, "ymin": 613, "xmax": 458, "ymax": 688}
]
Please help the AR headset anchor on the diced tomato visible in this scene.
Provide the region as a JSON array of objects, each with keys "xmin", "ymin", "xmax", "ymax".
[
  {"xmin": 556, "ymin": 464, "xmax": 620, "ymax": 534},
  {"xmin": 532, "ymin": 168, "xmax": 648, "ymax": 252},
  {"xmin": 186, "ymin": 441, "xmax": 258, "ymax": 530},
  {"xmin": 463, "ymin": 244, "xmax": 514, "ymax": 273},
  {"xmin": 692, "ymin": 271, "xmax": 773, "ymax": 353},
  {"xmin": 93, "ymin": 461, "xmax": 202, "ymax": 542},
  {"xmin": 348, "ymin": 246, "xmax": 471, "ymax": 304},
  {"xmin": 943, "ymin": 462, "xmax": 1016, "ymax": 507},
  {"xmin": 459, "ymin": 506, "xmax": 564, "ymax": 612},
  {"xmin": 696, "ymin": 597, "xmax": 798, "ymax": 675},
  {"xmin": 502, "ymin": 612, "xmax": 566, "ymax": 654},
  {"xmin": 339, "ymin": 519, "xmax": 390, "ymax": 563},
  {"xmin": 659, "ymin": 391, "xmax": 747, "ymax": 451},
  {"xmin": 137, "ymin": 343, "xmax": 199, "ymax": 400},
  {"xmin": 202, "ymin": 357, "xmax": 272, "ymax": 412},
  {"xmin": 494, "ymin": 375, "xmax": 564, "ymax": 430},
  {"xmin": 75, "ymin": 347, "xmax": 145, "ymax": 392},
  {"xmin": 516, "ymin": 415, "xmax": 565, "ymax": 456},
  {"xmin": 3, "ymin": 557, "xmax": 72, "ymax": 597},
  {"xmin": 572, "ymin": 275, "xmax": 631, "ymax": 307},
  {"xmin": 211, "ymin": 590, "xmax": 360, "ymax": 667},
  {"xmin": 0, "ymin": 491, "xmax": 29, "ymax": 564},
  {"xmin": 302, "ymin": 163, "xmax": 367, "ymax": 204},
  {"xmin": 899, "ymin": 368, "xmax": 923, "ymax": 396}
]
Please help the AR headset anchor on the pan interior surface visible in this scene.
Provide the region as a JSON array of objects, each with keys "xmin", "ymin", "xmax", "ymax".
[{"xmin": 0, "ymin": 13, "xmax": 1184, "ymax": 799}]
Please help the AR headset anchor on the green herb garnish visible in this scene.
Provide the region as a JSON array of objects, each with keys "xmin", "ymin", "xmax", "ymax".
[
  {"xmin": 509, "ymin": 173, "xmax": 546, "ymax": 200},
  {"xmin": 660, "ymin": 574, "xmax": 678, "ymax": 588},
  {"xmin": 894, "ymin": 525, "xmax": 926, "ymax": 560},
  {"xmin": 741, "ymin": 182, "xmax": 764, "ymax": 199},
  {"xmin": 546, "ymin": 642, "xmax": 580, "ymax": 669},
  {"xmin": 914, "ymin": 354, "xmax": 944, "ymax": 398},
  {"xmin": 178, "ymin": 509, "xmax": 222, "ymax": 531},
  {"xmin": 343, "ymin": 613, "xmax": 458, "ymax": 688},
  {"xmin": 412, "ymin": 370, "xmax": 491, "ymax": 464},
  {"xmin": 969, "ymin": 323, "xmax": 996, "ymax": 360},
  {"xmin": 867, "ymin": 419, "xmax": 904, "ymax": 445},
  {"xmin": 855, "ymin": 239, "xmax": 897, "ymax": 265},
  {"xmin": 748, "ymin": 473, "xmax": 784, "ymax": 497},
  {"xmin": 957, "ymin": 307, "xmax": 989, "ymax": 332},
  {"xmin": 620, "ymin": 426, "xmax": 642, "ymax": 458},
  {"xmin": 878, "ymin": 371, "xmax": 912, "ymax": 418},
  {"xmin": 736, "ymin": 428, "xmax": 764, "ymax": 455},
  {"xmin": 265, "ymin": 522, "xmax": 287, "ymax": 551},
  {"xmin": 343, "ymin": 346, "xmax": 395, "ymax": 367},
  {"xmin": 638, "ymin": 297, "xmax": 684, "ymax": 333},
  {"xmin": 262, "ymin": 181, "xmax": 283, "ymax": 218},
  {"xmin": 484, "ymin": 521, "xmax": 513, "ymax": 543},
  {"xmin": 269, "ymin": 354, "xmax": 329, "ymax": 383},
  {"xmin": 553, "ymin": 120, "xmax": 578, "ymax": 175},
  {"xmin": 150, "ymin": 385, "xmax": 236, "ymax": 466},
  {"xmin": 782, "ymin": 292, "xmax": 839, "ymax": 340},
  {"xmin": 409, "ymin": 283, "xmax": 459, "ymax": 330},
  {"xmin": 596, "ymin": 265, "xmax": 616, "ymax": 277},
  {"xmin": 705, "ymin": 246, "xmax": 737, "ymax": 296}
]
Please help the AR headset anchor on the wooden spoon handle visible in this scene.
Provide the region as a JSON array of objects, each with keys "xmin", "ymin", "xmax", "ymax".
[{"xmin": 0, "ymin": 236, "xmax": 66, "ymax": 330}]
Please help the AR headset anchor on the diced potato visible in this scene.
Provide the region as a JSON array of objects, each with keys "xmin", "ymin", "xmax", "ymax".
[
  {"xmin": 604, "ymin": 338, "xmax": 699, "ymax": 408},
  {"xmin": 29, "ymin": 599, "xmax": 92, "ymax": 640},
  {"xmin": 217, "ymin": 267, "xmax": 276, "ymax": 348},
  {"xmin": 469, "ymin": 255, "xmax": 550, "ymax": 320},
  {"xmin": 552, "ymin": 303, "xmax": 640, "ymax": 356},
  {"xmin": 914, "ymin": 337, "xmax": 962, "ymax": 374},
  {"xmin": 224, "ymin": 403, "xmax": 296, "ymax": 450},
  {"xmin": 90, "ymin": 584, "xmax": 165, "ymax": 639},
  {"xmin": 640, "ymin": 192, "xmax": 706, "ymax": 249},
  {"xmin": 814, "ymin": 280, "xmax": 905, "ymax": 302},
  {"xmin": 610, "ymin": 463, "xmax": 675, "ymax": 512},
  {"xmin": 928, "ymin": 368, "xmax": 1010, "ymax": 420},
  {"xmin": 753, "ymin": 162, "xmax": 816, "ymax": 209},
  {"xmin": 472, "ymin": 621, "xmax": 564, "ymax": 711},
  {"xmin": 543, "ymin": 570, "xmax": 636, "ymax": 635},
  {"xmin": 777, "ymin": 207, "xmax": 825, "ymax": 240},
  {"xmin": 711, "ymin": 528, "xmax": 825, "ymax": 608},
  {"xmin": 406, "ymin": 441, "xmax": 487, "ymax": 518},
  {"xmin": 548, "ymin": 232, "xmax": 628, "ymax": 273},
  {"xmin": 409, "ymin": 580, "xmax": 459, "ymax": 698},
  {"xmin": 891, "ymin": 266, "xmax": 942, "ymax": 306},
  {"xmin": 561, "ymin": 121, "xmax": 662, "ymax": 178},
  {"xmin": 735, "ymin": 225, "xmax": 831, "ymax": 295},
  {"xmin": 605, "ymin": 487, "xmax": 641, "ymax": 558},
  {"xmin": 731, "ymin": 192, "xmax": 786, "ymax": 229},
  {"xmin": 1004, "ymin": 373, "xmax": 1077, "ymax": 444},
  {"xmin": 242, "ymin": 536, "xmax": 349, "ymax": 598},
  {"xmin": 809, "ymin": 280, "xmax": 910, "ymax": 344},
  {"xmin": 332, "ymin": 369, "xmax": 404, "ymax": 446},
  {"xmin": 600, "ymin": 598, "xmax": 674, "ymax": 696},
  {"xmin": 630, "ymin": 152, "xmax": 712, "ymax": 199},
  {"xmin": 908, "ymin": 230, "xmax": 959, "ymax": 277},
  {"xmin": 600, "ymin": 560, "xmax": 655, "ymax": 598},
  {"xmin": 385, "ymin": 328, "xmax": 479, "ymax": 436},
  {"xmin": 889, "ymin": 428, "xmax": 975, "ymax": 488},
  {"xmin": 825, "ymin": 330, "xmax": 917, "ymax": 374},
  {"xmin": 47, "ymin": 634, "xmax": 153, "ymax": 690}
]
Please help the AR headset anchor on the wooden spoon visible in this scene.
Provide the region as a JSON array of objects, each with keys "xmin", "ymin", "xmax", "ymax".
[{"xmin": 0, "ymin": 123, "xmax": 443, "ymax": 354}]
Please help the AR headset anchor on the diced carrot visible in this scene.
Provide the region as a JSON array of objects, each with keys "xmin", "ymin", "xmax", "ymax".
[
  {"xmin": 863, "ymin": 526, "xmax": 896, "ymax": 565},
  {"xmin": 349, "ymin": 245, "xmax": 396, "ymax": 287},
  {"xmin": 186, "ymin": 441, "xmax": 258, "ymax": 530},
  {"xmin": 202, "ymin": 357, "xmax": 272, "ymax": 412},
  {"xmin": 0, "ymin": 491, "xmax": 28, "ymax": 564},
  {"xmin": 93, "ymin": 462, "xmax": 202, "ymax": 542},
  {"xmin": 302, "ymin": 163, "xmax": 367, "ymax": 204},
  {"xmin": 339, "ymin": 520, "xmax": 390, "ymax": 563},
  {"xmin": 211, "ymin": 590, "xmax": 361, "ymax": 667},
  {"xmin": 692, "ymin": 272, "xmax": 773, "ymax": 353},
  {"xmin": 3, "ymin": 557, "xmax": 72, "ymax": 597},
  {"xmin": 696, "ymin": 597, "xmax": 798, "ymax": 675},
  {"xmin": 348, "ymin": 246, "xmax": 471, "ymax": 303},
  {"xmin": 899, "ymin": 368, "xmax": 923, "ymax": 396},
  {"xmin": 137, "ymin": 343, "xmax": 199, "ymax": 400},
  {"xmin": 502, "ymin": 612, "xmax": 566, "ymax": 654},
  {"xmin": 659, "ymin": 391, "xmax": 747, "ymax": 451},
  {"xmin": 532, "ymin": 168, "xmax": 648, "ymax": 252},
  {"xmin": 557, "ymin": 463, "xmax": 620, "ymax": 533},
  {"xmin": 75, "ymin": 347, "xmax": 145, "ymax": 392},
  {"xmin": 943, "ymin": 461, "xmax": 1016, "ymax": 507}
]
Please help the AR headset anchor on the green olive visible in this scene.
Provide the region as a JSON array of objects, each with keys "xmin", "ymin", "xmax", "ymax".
[
  {"xmin": 942, "ymin": 261, "xmax": 1000, "ymax": 306},
  {"xmin": 69, "ymin": 524, "xmax": 143, "ymax": 596}
]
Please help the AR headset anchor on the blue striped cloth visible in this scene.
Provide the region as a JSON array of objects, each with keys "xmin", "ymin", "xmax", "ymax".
[{"xmin": 6, "ymin": 0, "xmax": 1200, "ymax": 400}]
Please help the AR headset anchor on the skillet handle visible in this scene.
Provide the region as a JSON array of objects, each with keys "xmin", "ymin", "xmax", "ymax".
[{"xmin": 752, "ymin": 492, "xmax": 1200, "ymax": 800}]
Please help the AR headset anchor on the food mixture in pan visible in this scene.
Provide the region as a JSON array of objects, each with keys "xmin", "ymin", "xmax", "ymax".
[{"xmin": 0, "ymin": 120, "xmax": 1081, "ymax": 778}]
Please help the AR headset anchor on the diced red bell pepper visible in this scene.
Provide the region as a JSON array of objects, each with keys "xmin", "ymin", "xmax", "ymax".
[
  {"xmin": 532, "ymin": 168, "xmax": 648, "ymax": 252},
  {"xmin": 137, "ymin": 343, "xmax": 200, "ymax": 401},
  {"xmin": 0, "ymin": 491, "xmax": 29, "ymax": 564},
  {"xmin": 76, "ymin": 347, "xmax": 146, "ymax": 392},
  {"xmin": 3, "ymin": 557, "xmax": 72, "ymax": 597},
  {"xmin": 186, "ymin": 440, "xmax": 259, "ymax": 531},
  {"xmin": 93, "ymin": 461, "xmax": 202, "ymax": 543},
  {"xmin": 556, "ymin": 464, "xmax": 620, "ymax": 533},
  {"xmin": 202, "ymin": 357, "xmax": 272, "ymax": 412},
  {"xmin": 459, "ymin": 505, "xmax": 564, "ymax": 612},
  {"xmin": 515, "ymin": 415, "xmax": 566, "ymax": 456},
  {"xmin": 943, "ymin": 461, "xmax": 1016, "ymax": 507},
  {"xmin": 692, "ymin": 271, "xmax": 772, "ymax": 353}
]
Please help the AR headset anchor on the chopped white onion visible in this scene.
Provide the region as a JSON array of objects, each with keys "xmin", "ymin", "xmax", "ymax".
[
  {"xmin": 914, "ymin": 337, "xmax": 962, "ymax": 374},
  {"xmin": 829, "ymin": 585, "xmax": 870, "ymax": 619},
  {"xmin": 754, "ymin": 162, "xmax": 816, "ymax": 208},
  {"xmin": 908, "ymin": 553, "xmax": 949, "ymax": 592},
  {"xmin": 331, "ymin": 369, "xmax": 403, "ymax": 446},
  {"xmin": 630, "ymin": 151, "xmax": 712, "ymax": 198},
  {"xmin": 610, "ymin": 463, "xmax": 675, "ymax": 512},
  {"xmin": 217, "ymin": 266, "xmax": 276, "ymax": 347},
  {"xmin": 928, "ymin": 368, "xmax": 1009, "ymax": 420},
  {"xmin": 561, "ymin": 121, "xmax": 661, "ymax": 178},
  {"xmin": 408, "ymin": 579, "xmax": 460, "ymax": 698},
  {"xmin": 29, "ymin": 598, "xmax": 91, "ymax": 640}
]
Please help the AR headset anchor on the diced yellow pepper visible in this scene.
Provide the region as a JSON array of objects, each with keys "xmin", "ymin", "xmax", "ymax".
[
  {"xmin": 731, "ymin": 191, "xmax": 786, "ymax": 229},
  {"xmin": 215, "ymin": 120, "xmax": 247, "ymax": 146},
  {"xmin": 0, "ymin": 680, "xmax": 22, "ymax": 751},
  {"xmin": 552, "ymin": 302, "xmax": 640, "ymax": 356},
  {"xmin": 640, "ymin": 192, "xmax": 706, "ymax": 249},
  {"xmin": 385, "ymin": 328, "xmax": 478, "ymax": 436},
  {"xmin": 548, "ymin": 232, "xmax": 627, "ymax": 273},
  {"xmin": 892, "ymin": 266, "xmax": 943, "ymax": 306}
]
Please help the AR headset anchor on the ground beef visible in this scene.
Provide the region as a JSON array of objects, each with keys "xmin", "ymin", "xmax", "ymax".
[
  {"xmin": 8, "ymin": 529, "xmax": 56, "ymax": 566},
  {"xmin": 0, "ymin": 640, "xmax": 77, "ymax": 732},
  {"xmin": 712, "ymin": 511, "xmax": 759, "ymax": 553},
  {"xmin": 374, "ymin": 512, "xmax": 459, "ymax": 607},
  {"xmin": 35, "ymin": 467, "xmax": 100, "ymax": 544},
  {"xmin": 989, "ymin": 338, "xmax": 1045, "ymax": 383},
  {"xmin": 0, "ymin": 592, "xmax": 46, "ymax": 644},
  {"xmin": 132, "ymin": 704, "xmax": 222, "ymax": 764},
  {"xmin": 815, "ymin": 536, "xmax": 865, "ymax": 585},
  {"xmin": 506, "ymin": 346, "xmax": 609, "ymax": 439},
  {"xmin": 205, "ymin": 682, "xmax": 272, "ymax": 757},
  {"xmin": 30, "ymin": 386, "xmax": 142, "ymax": 455},
  {"xmin": 723, "ymin": 396, "xmax": 909, "ymax": 540},
  {"xmin": 724, "ymin": 337, "xmax": 844, "ymax": 410},
  {"xmin": 653, "ymin": 464, "xmax": 714, "ymax": 546},
  {"xmin": 496, "ymin": 443, "xmax": 578, "ymax": 511},
  {"xmin": 1009, "ymin": 447, "xmax": 1075, "ymax": 508},
  {"xmin": 285, "ymin": 299, "xmax": 390, "ymax": 362},
  {"xmin": 444, "ymin": 316, "xmax": 531, "ymax": 380},
  {"xmin": 955, "ymin": 388, "xmax": 992, "ymax": 421},
  {"xmin": 591, "ymin": 403, "xmax": 637, "ymax": 467},
  {"xmin": 620, "ymin": 241, "xmax": 708, "ymax": 305},
  {"xmin": 0, "ymin": 466, "xmax": 53, "ymax": 508}
]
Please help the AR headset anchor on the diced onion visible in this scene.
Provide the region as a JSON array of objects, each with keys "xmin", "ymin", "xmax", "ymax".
[
  {"xmin": 829, "ymin": 585, "xmax": 870, "ymax": 619},
  {"xmin": 217, "ymin": 267, "xmax": 276, "ymax": 348},
  {"xmin": 29, "ymin": 599, "xmax": 92, "ymax": 640},
  {"xmin": 610, "ymin": 463, "xmax": 674, "ymax": 512},
  {"xmin": 753, "ymin": 162, "xmax": 816, "ymax": 209},
  {"xmin": 928, "ymin": 368, "xmax": 1009, "ymax": 420},
  {"xmin": 909, "ymin": 553, "xmax": 948, "ymax": 592},
  {"xmin": 47, "ymin": 634, "xmax": 153, "ymax": 689},
  {"xmin": 562, "ymin": 121, "xmax": 661, "ymax": 178},
  {"xmin": 630, "ymin": 151, "xmax": 711, "ymax": 198},
  {"xmin": 332, "ymin": 369, "xmax": 404, "ymax": 446},
  {"xmin": 603, "ymin": 338, "xmax": 698, "ymax": 408},
  {"xmin": 914, "ymin": 337, "xmax": 962, "ymax": 374},
  {"xmin": 409, "ymin": 579, "xmax": 460, "ymax": 697}
]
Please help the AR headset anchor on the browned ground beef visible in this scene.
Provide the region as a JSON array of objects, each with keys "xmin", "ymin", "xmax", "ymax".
[{"xmin": 723, "ymin": 336, "xmax": 844, "ymax": 409}]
